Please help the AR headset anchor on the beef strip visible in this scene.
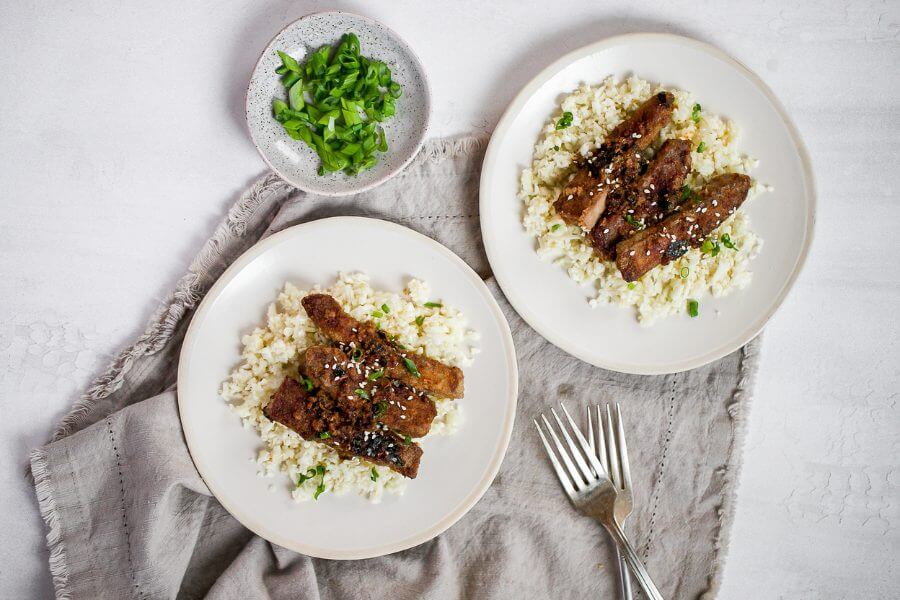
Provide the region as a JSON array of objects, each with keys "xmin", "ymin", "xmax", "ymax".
[
  {"xmin": 301, "ymin": 294, "xmax": 465, "ymax": 399},
  {"xmin": 264, "ymin": 376, "xmax": 423, "ymax": 478},
  {"xmin": 590, "ymin": 138, "xmax": 693, "ymax": 259},
  {"xmin": 552, "ymin": 91, "xmax": 676, "ymax": 230},
  {"xmin": 615, "ymin": 173, "xmax": 752, "ymax": 282},
  {"xmin": 304, "ymin": 345, "xmax": 437, "ymax": 438}
]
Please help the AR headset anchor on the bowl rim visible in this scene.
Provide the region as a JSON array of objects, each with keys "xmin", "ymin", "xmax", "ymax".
[
  {"xmin": 244, "ymin": 11, "xmax": 432, "ymax": 197},
  {"xmin": 479, "ymin": 32, "xmax": 817, "ymax": 374}
]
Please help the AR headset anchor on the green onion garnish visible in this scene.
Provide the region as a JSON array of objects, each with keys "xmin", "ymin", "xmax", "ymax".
[
  {"xmin": 424, "ymin": 301, "xmax": 442, "ymax": 308},
  {"xmin": 301, "ymin": 377, "xmax": 314, "ymax": 392},
  {"xmin": 555, "ymin": 111, "xmax": 573, "ymax": 130},
  {"xmin": 318, "ymin": 431, "xmax": 331, "ymax": 439},
  {"xmin": 374, "ymin": 401, "xmax": 387, "ymax": 417},
  {"xmin": 551, "ymin": 223, "xmax": 562, "ymax": 232},
  {"xmin": 381, "ymin": 303, "xmax": 390, "ymax": 314},
  {"xmin": 415, "ymin": 316, "xmax": 425, "ymax": 327},
  {"xmin": 351, "ymin": 348, "xmax": 362, "ymax": 362},
  {"xmin": 297, "ymin": 467, "xmax": 317, "ymax": 485},
  {"xmin": 271, "ymin": 33, "xmax": 401, "ymax": 177},
  {"xmin": 367, "ymin": 369, "xmax": 384, "ymax": 380},
  {"xmin": 691, "ymin": 103, "xmax": 702, "ymax": 123},
  {"xmin": 404, "ymin": 434, "xmax": 412, "ymax": 446},
  {"xmin": 687, "ymin": 299, "xmax": 700, "ymax": 318},
  {"xmin": 370, "ymin": 467, "xmax": 378, "ymax": 482},
  {"xmin": 624, "ymin": 214, "xmax": 645, "ymax": 230},
  {"xmin": 402, "ymin": 357, "xmax": 421, "ymax": 378},
  {"xmin": 627, "ymin": 282, "xmax": 636, "ymax": 290},
  {"xmin": 696, "ymin": 141, "xmax": 706, "ymax": 153},
  {"xmin": 355, "ymin": 388, "xmax": 370, "ymax": 399},
  {"xmin": 372, "ymin": 310, "xmax": 384, "ymax": 318},
  {"xmin": 721, "ymin": 233, "xmax": 738, "ymax": 250},
  {"xmin": 680, "ymin": 266, "xmax": 689, "ymax": 279},
  {"xmin": 314, "ymin": 482, "xmax": 326, "ymax": 500},
  {"xmin": 701, "ymin": 237, "xmax": 721, "ymax": 256}
]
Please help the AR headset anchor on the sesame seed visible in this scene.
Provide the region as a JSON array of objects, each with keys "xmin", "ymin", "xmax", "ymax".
[{"xmin": 629, "ymin": 250, "xmax": 636, "ymax": 256}]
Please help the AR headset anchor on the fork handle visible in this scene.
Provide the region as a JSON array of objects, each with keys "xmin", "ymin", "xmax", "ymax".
[
  {"xmin": 616, "ymin": 545, "xmax": 633, "ymax": 600},
  {"xmin": 606, "ymin": 521, "xmax": 664, "ymax": 600}
]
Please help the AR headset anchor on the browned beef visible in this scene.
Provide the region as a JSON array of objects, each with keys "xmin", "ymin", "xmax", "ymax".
[
  {"xmin": 301, "ymin": 294, "xmax": 465, "ymax": 399},
  {"xmin": 304, "ymin": 345, "xmax": 437, "ymax": 438},
  {"xmin": 615, "ymin": 173, "xmax": 752, "ymax": 282},
  {"xmin": 552, "ymin": 91, "xmax": 676, "ymax": 230},
  {"xmin": 590, "ymin": 138, "xmax": 692, "ymax": 259},
  {"xmin": 264, "ymin": 377, "xmax": 422, "ymax": 478}
]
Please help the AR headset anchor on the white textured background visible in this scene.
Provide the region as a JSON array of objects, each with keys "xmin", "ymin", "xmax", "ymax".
[{"xmin": 1, "ymin": 1, "xmax": 898, "ymax": 598}]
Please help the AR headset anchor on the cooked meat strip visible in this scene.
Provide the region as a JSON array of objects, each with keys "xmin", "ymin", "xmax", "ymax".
[
  {"xmin": 304, "ymin": 345, "xmax": 437, "ymax": 438},
  {"xmin": 615, "ymin": 173, "xmax": 752, "ymax": 282},
  {"xmin": 264, "ymin": 377, "xmax": 422, "ymax": 478},
  {"xmin": 552, "ymin": 91, "xmax": 676, "ymax": 230},
  {"xmin": 590, "ymin": 138, "xmax": 692, "ymax": 259},
  {"xmin": 301, "ymin": 294, "xmax": 465, "ymax": 399}
]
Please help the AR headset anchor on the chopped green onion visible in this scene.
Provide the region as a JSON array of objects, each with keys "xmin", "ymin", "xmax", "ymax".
[
  {"xmin": 402, "ymin": 357, "xmax": 421, "ymax": 378},
  {"xmin": 367, "ymin": 369, "xmax": 384, "ymax": 381},
  {"xmin": 381, "ymin": 303, "xmax": 390, "ymax": 314},
  {"xmin": 415, "ymin": 316, "xmax": 425, "ymax": 327},
  {"xmin": 687, "ymin": 299, "xmax": 700, "ymax": 318},
  {"xmin": 318, "ymin": 431, "xmax": 331, "ymax": 439},
  {"xmin": 553, "ymin": 145, "xmax": 560, "ymax": 151},
  {"xmin": 271, "ymin": 33, "xmax": 401, "ymax": 176},
  {"xmin": 691, "ymin": 103, "xmax": 702, "ymax": 123},
  {"xmin": 696, "ymin": 141, "xmax": 706, "ymax": 153},
  {"xmin": 424, "ymin": 301, "xmax": 442, "ymax": 308},
  {"xmin": 680, "ymin": 266, "xmax": 689, "ymax": 279},
  {"xmin": 297, "ymin": 467, "xmax": 317, "ymax": 485},
  {"xmin": 404, "ymin": 434, "xmax": 412, "ymax": 446},
  {"xmin": 370, "ymin": 467, "xmax": 379, "ymax": 481},
  {"xmin": 627, "ymin": 282, "xmax": 636, "ymax": 290},
  {"xmin": 314, "ymin": 482, "xmax": 326, "ymax": 500},
  {"xmin": 721, "ymin": 233, "xmax": 738, "ymax": 250},
  {"xmin": 301, "ymin": 377, "xmax": 314, "ymax": 392},
  {"xmin": 555, "ymin": 111, "xmax": 573, "ymax": 130},
  {"xmin": 374, "ymin": 401, "xmax": 387, "ymax": 417},
  {"xmin": 551, "ymin": 223, "xmax": 562, "ymax": 232},
  {"xmin": 372, "ymin": 310, "xmax": 384, "ymax": 318},
  {"xmin": 351, "ymin": 348, "xmax": 362, "ymax": 362},
  {"xmin": 355, "ymin": 388, "xmax": 370, "ymax": 400},
  {"xmin": 624, "ymin": 214, "xmax": 645, "ymax": 230}
]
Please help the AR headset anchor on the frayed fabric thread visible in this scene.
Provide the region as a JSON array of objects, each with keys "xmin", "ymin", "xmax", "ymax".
[{"xmin": 699, "ymin": 333, "xmax": 763, "ymax": 600}]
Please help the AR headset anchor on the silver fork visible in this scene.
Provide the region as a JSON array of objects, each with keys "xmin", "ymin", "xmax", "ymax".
[
  {"xmin": 534, "ymin": 404, "xmax": 664, "ymax": 600},
  {"xmin": 588, "ymin": 404, "xmax": 633, "ymax": 600}
]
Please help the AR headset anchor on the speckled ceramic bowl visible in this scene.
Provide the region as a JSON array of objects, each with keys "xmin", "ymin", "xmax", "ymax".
[{"xmin": 246, "ymin": 12, "xmax": 431, "ymax": 196}]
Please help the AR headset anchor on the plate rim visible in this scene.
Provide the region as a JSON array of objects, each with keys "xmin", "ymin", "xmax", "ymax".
[
  {"xmin": 244, "ymin": 10, "xmax": 432, "ymax": 197},
  {"xmin": 479, "ymin": 32, "xmax": 817, "ymax": 375},
  {"xmin": 176, "ymin": 216, "xmax": 519, "ymax": 559}
]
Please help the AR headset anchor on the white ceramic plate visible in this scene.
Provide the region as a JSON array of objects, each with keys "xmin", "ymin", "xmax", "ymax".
[
  {"xmin": 246, "ymin": 12, "xmax": 431, "ymax": 196},
  {"xmin": 177, "ymin": 217, "xmax": 517, "ymax": 559},
  {"xmin": 480, "ymin": 33, "xmax": 816, "ymax": 374}
]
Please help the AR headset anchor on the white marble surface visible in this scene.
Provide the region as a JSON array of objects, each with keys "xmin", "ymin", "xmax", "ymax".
[{"xmin": 1, "ymin": 1, "xmax": 898, "ymax": 597}]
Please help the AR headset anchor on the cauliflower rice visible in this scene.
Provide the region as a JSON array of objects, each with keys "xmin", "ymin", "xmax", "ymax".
[
  {"xmin": 520, "ymin": 76, "xmax": 768, "ymax": 324},
  {"xmin": 219, "ymin": 272, "xmax": 479, "ymax": 502}
]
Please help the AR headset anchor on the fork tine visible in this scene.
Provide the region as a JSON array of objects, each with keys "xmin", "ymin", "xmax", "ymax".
[
  {"xmin": 614, "ymin": 403, "xmax": 632, "ymax": 491},
  {"xmin": 586, "ymin": 406, "xmax": 595, "ymax": 454},
  {"xmin": 595, "ymin": 404, "xmax": 609, "ymax": 474},
  {"xmin": 541, "ymin": 414, "xmax": 587, "ymax": 489},
  {"xmin": 558, "ymin": 403, "xmax": 607, "ymax": 479},
  {"xmin": 604, "ymin": 404, "xmax": 622, "ymax": 488},
  {"xmin": 550, "ymin": 407, "xmax": 595, "ymax": 482},
  {"xmin": 534, "ymin": 419, "xmax": 575, "ymax": 496}
]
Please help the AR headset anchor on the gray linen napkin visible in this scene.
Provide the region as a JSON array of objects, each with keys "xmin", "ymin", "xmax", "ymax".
[{"xmin": 31, "ymin": 136, "xmax": 760, "ymax": 600}]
